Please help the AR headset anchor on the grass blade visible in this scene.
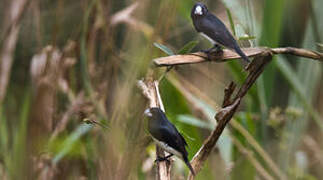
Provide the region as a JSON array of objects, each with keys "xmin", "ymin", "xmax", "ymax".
[
  {"xmin": 275, "ymin": 57, "xmax": 323, "ymax": 130},
  {"xmin": 226, "ymin": 8, "xmax": 236, "ymax": 36},
  {"xmin": 52, "ymin": 123, "xmax": 94, "ymax": 164},
  {"xmin": 177, "ymin": 41, "xmax": 198, "ymax": 54},
  {"xmin": 153, "ymin": 42, "xmax": 174, "ymax": 56}
]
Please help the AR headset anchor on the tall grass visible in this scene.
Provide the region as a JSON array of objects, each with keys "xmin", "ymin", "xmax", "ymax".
[{"xmin": 0, "ymin": 0, "xmax": 322, "ymax": 179}]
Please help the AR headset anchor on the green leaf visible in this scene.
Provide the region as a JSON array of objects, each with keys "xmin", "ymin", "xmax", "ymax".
[
  {"xmin": 10, "ymin": 90, "xmax": 31, "ymax": 179},
  {"xmin": 52, "ymin": 123, "xmax": 93, "ymax": 164},
  {"xmin": 238, "ymin": 36, "xmax": 256, "ymax": 41},
  {"xmin": 177, "ymin": 115, "xmax": 212, "ymax": 130},
  {"xmin": 177, "ymin": 0, "xmax": 195, "ymax": 21},
  {"xmin": 177, "ymin": 41, "xmax": 198, "ymax": 54},
  {"xmin": 226, "ymin": 8, "xmax": 236, "ymax": 36},
  {"xmin": 0, "ymin": 106, "xmax": 8, "ymax": 153},
  {"xmin": 153, "ymin": 42, "xmax": 174, "ymax": 55}
]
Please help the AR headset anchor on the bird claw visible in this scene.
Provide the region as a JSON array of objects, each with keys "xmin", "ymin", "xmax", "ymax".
[
  {"xmin": 201, "ymin": 44, "xmax": 223, "ymax": 60},
  {"xmin": 154, "ymin": 157, "xmax": 170, "ymax": 163},
  {"xmin": 154, "ymin": 154, "xmax": 173, "ymax": 163}
]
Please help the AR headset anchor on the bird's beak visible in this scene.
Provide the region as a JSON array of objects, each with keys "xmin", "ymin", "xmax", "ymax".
[{"xmin": 144, "ymin": 108, "xmax": 152, "ymax": 117}]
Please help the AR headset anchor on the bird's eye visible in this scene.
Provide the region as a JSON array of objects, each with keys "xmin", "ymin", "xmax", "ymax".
[{"xmin": 194, "ymin": 6, "xmax": 203, "ymax": 15}]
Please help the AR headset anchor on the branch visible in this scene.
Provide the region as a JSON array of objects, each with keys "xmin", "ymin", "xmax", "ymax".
[
  {"xmin": 187, "ymin": 54, "xmax": 274, "ymax": 179},
  {"xmin": 137, "ymin": 80, "xmax": 170, "ymax": 180},
  {"xmin": 153, "ymin": 47, "xmax": 323, "ymax": 67},
  {"xmin": 188, "ymin": 98, "xmax": 241, "ymax": 179},
  {"xmin": 167, "ymin": 72, "xmax": 287, "ymax": 179}
]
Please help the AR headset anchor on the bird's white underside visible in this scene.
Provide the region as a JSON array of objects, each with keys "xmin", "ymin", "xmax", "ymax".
[{"xmin": 152, "ymin": 137, "xmax": 183, "ymax": 159}]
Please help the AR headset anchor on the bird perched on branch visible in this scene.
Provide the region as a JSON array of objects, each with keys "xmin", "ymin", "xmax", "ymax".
[
  {"xmin": 144, "ymin": 107, "xmax": 195, "ymax": 175},
  {"xmin": 191, "ymin": 2, "xmax": 250, "ymax": 63}
]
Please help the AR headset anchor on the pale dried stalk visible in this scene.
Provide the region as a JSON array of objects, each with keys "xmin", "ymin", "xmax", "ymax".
[
  {"xmin": 0, "ymin": 0, "xmax": 29, "ymax": 104},
  {"xmin": 231, "ymin": 138, "xmax": 275, "ymax": 180},
  {"xmin": 153, "ymin": 47, "xmax": 323, "ymax": 67},
  {"xmin": 303, "ymin": 136, "xmax": 323, "ymax": 164},
  {"xmin": 137, "ymin": 80, "xmax": 170, "ymax": 180},
  {"xmin": 110, "ymin": 2, "xmax": 138, "ymax": 25},
  {"xmin": 110, "ymin": 2, "xmax": 153, "ymax": 37}
]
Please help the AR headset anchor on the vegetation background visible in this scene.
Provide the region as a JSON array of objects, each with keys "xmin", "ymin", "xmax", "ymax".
[{"xmin": 0, "ymin": 0, "xmax": 322, "ymax": 179}]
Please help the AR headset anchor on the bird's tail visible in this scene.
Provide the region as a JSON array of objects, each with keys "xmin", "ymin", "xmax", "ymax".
[
  {"xmin": 234, "ymin": 45, "xmax": 250, "ymax": 63},
  {"xmin": 184, "ymin": 156, "xmax": 195, "ymax": 176}
]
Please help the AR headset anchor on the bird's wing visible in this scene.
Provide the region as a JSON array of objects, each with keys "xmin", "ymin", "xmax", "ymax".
[
  {"xmin": 149, "ymin": 120, "xmax": 188, "ymax": 157},
  {"xmin": 200, "ymin": 13, "xmax": 238, "ymax": 49},
  {"xmin": 161, "ymin": 125, "xmax": 188, "ymax": 156},
  {"xmin": 169, "ymin": 123, "xmax": 188, "ymax": 146}
]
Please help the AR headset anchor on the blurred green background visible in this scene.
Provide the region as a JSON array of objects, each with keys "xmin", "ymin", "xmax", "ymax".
[{"xmin": 0, "ymin": 0, "xmax": 322, "ymax": 179}]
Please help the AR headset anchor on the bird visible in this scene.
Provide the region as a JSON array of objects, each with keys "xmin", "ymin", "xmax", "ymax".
[
  {"xmin": 144, "ymin": 107, "xmax": 195, "ymax": 175},
  {"xmin": 191, "ymin": 2, "xmax": 250, "ymax": 63}
]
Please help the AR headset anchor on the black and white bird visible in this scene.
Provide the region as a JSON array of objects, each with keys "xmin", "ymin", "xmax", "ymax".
[
  {"xmin": 144, "ymin": 107, "xmax": 195, "ymax": 175},
  {"xmin": 191, "ymin": 2, "xmax": 250, "ymax": 63}
]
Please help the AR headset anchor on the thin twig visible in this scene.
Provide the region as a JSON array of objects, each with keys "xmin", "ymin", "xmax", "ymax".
[
  {"xmin": 137, "ymin": 80, "xmax": 171, "ymax": 180},
  {"xmin": 153, "ymin": 47, "xmax": 323, "ymax": 67}
]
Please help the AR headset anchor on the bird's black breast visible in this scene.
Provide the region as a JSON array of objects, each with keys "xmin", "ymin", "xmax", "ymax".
[{"xmin": 148, "ymin": 114, "xmax": 188, "ymax": 156}]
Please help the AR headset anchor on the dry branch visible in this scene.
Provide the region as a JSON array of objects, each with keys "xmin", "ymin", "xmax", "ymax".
[
  {"xmin": 167, "ymin": 74, "xmax": 279, "ymax": 180},
  {"xmin": 186, "ymin": 54, "xmax": 275, "ymax": 179},
  {"xmin": 153, "ymin": 47, "xmax": 323, "ymax": 67},
  {"xmin": 137, "ymin": 80, "xmax": 170, "ymax": 180},
  {"xmin": 167, "ymin": 73, "xmax": 287, "ymax": 180},
  {"xmin": 188, "ymin": 98, "xmax": 241, "ymax": 178}
]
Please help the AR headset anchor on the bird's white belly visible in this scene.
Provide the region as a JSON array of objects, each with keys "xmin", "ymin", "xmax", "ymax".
[{"xmin": 152, "ymin": 137, "xmax": 183, "ymax": 159}]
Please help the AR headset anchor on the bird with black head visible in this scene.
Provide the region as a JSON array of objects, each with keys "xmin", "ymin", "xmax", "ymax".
[
  {"xmin": 144, "ymin": 107, "xmax": 195, "ymax": 175},
  {"xmin": 191, "ymin": 2, "xmax": 250, "ymax": 63}
]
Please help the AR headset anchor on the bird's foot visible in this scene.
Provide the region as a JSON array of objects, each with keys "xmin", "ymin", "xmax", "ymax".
[
  {"xmin": 201, "ymin": 44, "xmax": 223, "ymax": 60},
  {"xmin": 212, "ymin": 44, "xmax": 223, "ymax": 53},
  {"xmin": 154, "ymin": 154, "xmax": 174, "ymax": 163}
]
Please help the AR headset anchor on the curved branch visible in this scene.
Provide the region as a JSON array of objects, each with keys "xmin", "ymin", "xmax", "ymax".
[
  {"xmin": 188, "ymin": 55, "xmax": 276, "ymax": 179},
  {"xmin": 153, "ymin": 47, "xmax": 323, "ymax": 67}
]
